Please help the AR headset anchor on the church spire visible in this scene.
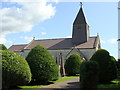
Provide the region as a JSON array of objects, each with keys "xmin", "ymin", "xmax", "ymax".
[
  {"xmin": 72, "ymin": 3, "xmax": 89, "ymax": 45},
  {"xmin": 73, "ymin": 3, "xmax": 87, "ymax": 25}
]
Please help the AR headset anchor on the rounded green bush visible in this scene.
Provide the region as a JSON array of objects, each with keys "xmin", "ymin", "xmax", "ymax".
[
  {"xmin": 80, "ymin": 61, "xmax": 99, "ymax": 89},
  {"xmin": 117, "ymin": 59, "xmax": 120, "ymax": 70},
  {"xmin": 116, "ymin": 59, "xmax": 120, "ymax": 78},
  {"xmin": 26, "ymin": 45, "xmax": 59, "ymax": 83},
  {"xmin": 1, "ymin": 50, "xmax": 32, "ymax": 89},
  {"xmin": 90, "ymin": 49, "xmax": 117, "ymax": 83},
  {"xmin": 64, "ymin": 53, "xmax": 83, "ymax": 76},
  {"xmin": 0, "ymin": 44, "xmax": 7, "ymax": 50},
  {"xmin": 107, "ymin": 56, "xmax": 118, "ymax": 80}
]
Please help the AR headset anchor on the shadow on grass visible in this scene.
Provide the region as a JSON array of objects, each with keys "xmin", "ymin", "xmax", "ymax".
[
  {"xmin": 67, "ymin": 82, "xmax": 80, "ymax": 88},
  {"xmin": 26, "ymin": 80, "xmax": 54, "ymax": 86},
  {"xmin": 99, "ymin": 82, "xmax": 117, "ymax": 85},
  {"xmin": 65, "ymin": 74, "xmax": 80, "ymax": 77},
  {"xmin": 3, "ymin": 86, "xmax": 22, "ymax": 90},
  {"xmin": 5, "ymin": 81, "xmax": 54, "ymax": 90}
]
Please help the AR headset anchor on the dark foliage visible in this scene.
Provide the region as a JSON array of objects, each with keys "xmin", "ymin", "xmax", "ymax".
[
  {"xmin": 0, "ymin": 44, "xmax": 7, "ymax": 50},
  {"xmin": 80, "ymin": 61, "xmax": 99, "ymax": 89},
  {"xmin": 90, "ymin": 49, "xmax": 117, "ymax": 83},
  {"xmin": 1, "ymin": 50, "xmax": 32, "ymax": 89},
  {"xmin": 26, "ymin": 45, "xmax": 59, "ymax": 83},
  {"xmin": 64, "ymin": 53, "xmax": 82, "ymax": 76},
  {"xmin": 117, "ymin": 59, "xmax": 120, "ymax": 69},
  {"xmin": 117, "ymin": 59, "xmax": 120, "ymax": 77}
]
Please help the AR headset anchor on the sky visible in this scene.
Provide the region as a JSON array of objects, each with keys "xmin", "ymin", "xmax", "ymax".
[{"xmin": 0, "ymin": 0, "xmax": 119, "ymax": 59}]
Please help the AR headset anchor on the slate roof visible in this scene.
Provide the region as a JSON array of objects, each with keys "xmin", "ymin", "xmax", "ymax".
[
  {"xmin": 9, "ymin": 37, "xmax": 98, "ymax": 52},
  {"xmin": 9, "ymin": 44, "xmax": 27, "ymax": 52},
  {"xmin": 73, "ymin": 7, "xmax": 87, "ymax": 25}
]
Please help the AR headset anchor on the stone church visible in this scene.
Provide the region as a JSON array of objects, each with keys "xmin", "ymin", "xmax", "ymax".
[{"xmin": 9, "ymin": 5, "xmax": 101, "ymax": 63}]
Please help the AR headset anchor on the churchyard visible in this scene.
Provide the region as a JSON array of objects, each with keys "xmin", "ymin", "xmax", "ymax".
[
  {"xmin": 0, "ymin": 1, "xmax": 119, "ymax": 89},
  {"xmin": 1, "ymin": 44, "xmax": 120, "ymax": 89}
]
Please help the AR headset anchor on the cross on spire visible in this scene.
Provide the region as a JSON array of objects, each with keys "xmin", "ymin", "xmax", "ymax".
[{"xmin": 80, "ymin": 2, "xmax": 83, "ymax": 8}]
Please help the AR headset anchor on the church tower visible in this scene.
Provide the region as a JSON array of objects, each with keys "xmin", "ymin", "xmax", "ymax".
[{"xmin": 72, "ymin": 3, "xmax": 89, "ymax": 45}]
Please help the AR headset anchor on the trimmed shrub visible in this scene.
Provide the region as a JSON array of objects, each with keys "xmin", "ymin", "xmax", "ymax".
[
  {"xmin": 111, "ymin": 56, "xmax": 118, "ymax": 67},
  {"xmin": 90, "ymin": 49, "xmax": 117, "ymax": 83},
  {"xmin": 26, "ymin": 45, "xmax": 59, "ymax": 83},
  {"xmin": 64, "ymin": 53, "xmax": 82, "ymax": 76},
  {"xmin": 0, "ymin": 44, "xmax": 7, "ymax": 50},
  {"xmin": 117, "ymin": 59, "xmax": 120, "ymax": 77},
  {"xmin": 1, "ymin": 50, "xmax": 32, "ymax": 89},
  {"xmin": 109, "ymin": 56, "xmax": 118, "ymax": 79},
  {"xmin": 117, "ymin": 59, "xmax": 120, "ymax": 69},
  {"xmin": 80, "ymin": 61, "xmax": 99, "ymax": 89}
]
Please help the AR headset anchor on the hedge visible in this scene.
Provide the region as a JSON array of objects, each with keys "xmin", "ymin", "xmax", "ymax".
[
  {"xmin": 80, "ymin": 61, "xmax": 99, "ymax": 89},
  {"xmin": 90, "ymin": 49, "xmax": 117, "ymax": 83},
  {"xmin": 26, "ymin": 45, "xmax": 59, "ymax": 83},
  {"xmin": 1, "ymin": 50, "xmax": 32, "ymax": 89},
  {"xmin": 65, "ymin": 53, "xmax": 82, "ymax": 76}
]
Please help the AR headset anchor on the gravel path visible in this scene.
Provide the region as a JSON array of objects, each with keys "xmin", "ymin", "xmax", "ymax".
[{"xmin": 35, "ymin": 77, "xmax": 80, "ymax": 89}]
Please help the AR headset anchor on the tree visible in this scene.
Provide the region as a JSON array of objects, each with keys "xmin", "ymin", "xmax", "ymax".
[
  {"xmin": 80, "ymin": 61, "xmax": 99, "ymax": 89},
  {"xmin": 64, "ymin": 53, "xmax": 83, "ymax": 76},
  {"xmin": 90, "ymin": 49, "xmax": 117, "ymax": 83},
  {"xmin": 26, "ymin": 45, "xmax": 59, "ymax": 83},
  {"xmin": 0, "ymin": 44, "xmax": 7, "ymax": 50},
  {"xmin": 117, "ymin": 59, "xmax": 120, "ymax": 77},
  {"xmin": 1, "ymin": 50, "xmax": 31, "ymax": 89}
]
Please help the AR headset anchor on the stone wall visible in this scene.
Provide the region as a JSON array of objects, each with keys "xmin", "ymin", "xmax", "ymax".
[
  {"xmin": 17, "ymin": 48, "xmax": 96, "ymax": 64},
  {"xmin": 49, "ymin": 48, "xmax": 96, "ymax": 61}
]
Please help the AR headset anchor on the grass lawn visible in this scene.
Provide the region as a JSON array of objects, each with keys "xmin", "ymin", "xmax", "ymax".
[
  {"xmin": 19, "ymin": 76, "xmax": 79, "ymax": 89},
  {"xmin": 97, "ymin": 77, "xmax": 120, "ymax": 89}
]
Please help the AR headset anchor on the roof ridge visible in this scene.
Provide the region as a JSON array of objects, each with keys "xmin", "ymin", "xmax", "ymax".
[
  {"xmin": 24, "ymin": 39, "xmax": 35, "ymax": 49},
  {"xmin": 12, "ymin": 44, "xmax": 27, "ymax": 46},
  {"xmin": 35, "ymin": 38, "xmax": 72, "ymax": 41}
]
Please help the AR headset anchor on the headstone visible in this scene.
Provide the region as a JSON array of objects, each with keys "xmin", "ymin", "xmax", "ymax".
[{"xmin": 59, "ymin": 53, "xmax": 65, "ymax": 77}]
